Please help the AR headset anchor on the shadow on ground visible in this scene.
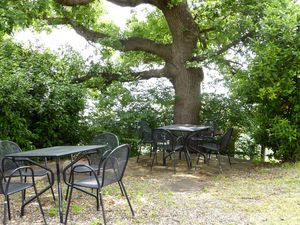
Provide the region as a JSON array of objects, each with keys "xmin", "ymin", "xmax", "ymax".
[{"xmin": 126, "ymin": 152, "xmax": 255, "ymax": 192}]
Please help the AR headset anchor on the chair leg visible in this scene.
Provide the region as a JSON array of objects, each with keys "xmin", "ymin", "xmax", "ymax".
[
  {"xmin": 150, "ymin": 149, "xmax": 157, "ymax": 171},
  {"xmin": 118, "ymin": 181, "xmax": 124, "ymax": 196},
  {"xmin": 99, "ymin": 191, "xmax": 107, "ymax": 225},
  {"xmin": 172, "ymin": 152, "xmax": 176, "ymax": 174},
  {"xmin": 228, "ymin": 154, "xmax": 232, "ymax": 167},
  {"xmin": 163, "ymin": 149, "xmax": 166, "ymax": 165},
  {"xmin": 46, "ymin": 172, "xmax": 56, "ymax": 201},
  {"xmin": 136, "ymin": 143, "xmax": 142, "ymax": 163},
  {"xmin": 96, "ymin": 190, "xmax": 100, "ymax": 211},
  {"xmin": 33, "ymin": 184, "xmax": 47, "ymax": 225},
  {"xmin": 65, "ymin": 174, "xmax": 72, "ymax": 201},
  {"xmin": 4, "ymin": 195, "xmax": 8, "ymax": 225},
  {"xmin": 7, "ymin": 195, "xmax": 11, "ymax": 220},
  {"xmin": 64, "ymin": 185, "xmax": 73, "ymax": 225},
  {"xmin": 119, "ymin": 180, "xmax": 135, "ymax": 217},
  {"xmin": 22, "ymin": 176, "xmax": 27, "ymax": 204},
  {"xmin": 217, "ymin": 153, "xmax": 222, "ymax": 173}
]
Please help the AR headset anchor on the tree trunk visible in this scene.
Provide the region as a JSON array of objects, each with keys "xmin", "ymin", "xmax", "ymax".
[{"xmin": 173, "ymin": 68, "xmax": 203, "ymax": 124}]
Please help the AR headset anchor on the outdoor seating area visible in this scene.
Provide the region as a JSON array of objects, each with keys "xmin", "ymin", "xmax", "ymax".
[
  {"xmin": 0, "ymin": 133, "xmax": 133, "ymax": 225},
  {"xmin": 1, "ymin": 0, "xmax": 299, "ymax": 224},
  {"xmin": 137, "ymin": 122, "xmax": 234, "ymax": 174},
  {"xmin": 0, "ymin": 123, "xmax": 235, "ymax": 225},
  {"xmin": 0, "ymin": 135, "xmax": 299, "ymax": 224}
]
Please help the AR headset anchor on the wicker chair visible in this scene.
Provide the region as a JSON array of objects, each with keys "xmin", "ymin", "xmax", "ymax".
[{"xmin": 63, "ymin": 144, "xmax": 134, "ymax": 225}]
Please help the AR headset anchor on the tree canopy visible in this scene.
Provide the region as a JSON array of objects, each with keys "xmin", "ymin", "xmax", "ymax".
[
  {"xmin": 1, "ymin": 0, "xmax": 299, "ymax": 161},
  {"xmin": 3, "ymin": 0, "xmax": 298, "ymax": 124}
]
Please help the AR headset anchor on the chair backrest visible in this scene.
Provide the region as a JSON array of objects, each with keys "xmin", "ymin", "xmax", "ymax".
[
  {"xmin": 91, "ymin": 132, "xmax": 119, "ymax": 150},
  {"xmin": 90, "ymin": 132, "xmax": 119, "ymax": 164},
  {"xmin": 152, "ymin": 129, "xmax": 176, "ymax": 151},
  {"xmin": 0, "ymin": 140, "xmax": 22, "ymax": 171},
  {"xmin": 220, "ymin": 128, "xmax": 234, "ymax": 152},
  {"xmin": 137, "ymin": 121, "xmax": 152, "ymax": 142},
  {"xmin": 101, "ymin": 144, "xmax": 130, "ymax": 187}
]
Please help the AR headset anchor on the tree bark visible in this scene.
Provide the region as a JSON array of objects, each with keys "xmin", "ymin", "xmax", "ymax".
[{"xmin": 173, "ymin": 68, "xmax": 203, "ymax": 124}]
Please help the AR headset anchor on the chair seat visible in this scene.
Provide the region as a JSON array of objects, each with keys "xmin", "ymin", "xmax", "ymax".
[
  {"xmin": 4, "ymin": 168, "xmax": 50, "ymax": 177},
  {"xmin": 73, "ymin": 176, "xmax": 103, "ymax": 189},
  {"xmin": 72, "ymin": 164, "xmax": 99, "ymax": 173},
  {"xmin": 158, "ymin": 144, "xmax": 184, "ymax": 153},
  {"xmin": 199, "ymin": 143, "xmax": 220, "ymax": 152},
  {"xmin": 2, "ymin": 182, "xmax": 33, "ymax": 195}
]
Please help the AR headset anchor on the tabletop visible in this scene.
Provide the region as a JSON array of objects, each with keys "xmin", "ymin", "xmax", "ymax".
[
  {"xmin": 5, "ymin": 145, "xmax": 106, "ymax": 158},
  {"xmin": 158, "ymin": 124, "xmax": 211, "ymax": 132}
]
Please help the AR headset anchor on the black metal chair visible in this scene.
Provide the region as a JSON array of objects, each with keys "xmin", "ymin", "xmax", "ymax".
[
  {"xmin": 0, "ymin": 159, "xmax": 47, "ymax": 224},
  {"xmin": 151, "ymin": 129, "xmax": 185, "ymax": 174},
  {"xmin": 0, "ymin": 140, "xmax": 55, "ymax": 201},
  {"xmin": 65, "ymin": 132, "xmax": 119, "ymax": 200},
  {"xmin": 63, "ymin": 144, "xmax": 134, "ymax": 225},
  {"xmin": 73, "ymin": 132, "xmax": 120, "ymax": 172},
  {"xmin": 186, "ymin": 127, "xmax": 215, "ymax": 163},
  {"xmin": 197, "ymin": 128, "xmax": 234, "ymax": 172},
  {"xmin": 136, "ymin": 121, "xmax": 154, "ymax": 162}
]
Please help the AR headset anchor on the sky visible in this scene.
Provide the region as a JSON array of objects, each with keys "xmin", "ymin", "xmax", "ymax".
[{"xmin": 13, "ymin": 2, "xmax": 227, "ymax": 95}]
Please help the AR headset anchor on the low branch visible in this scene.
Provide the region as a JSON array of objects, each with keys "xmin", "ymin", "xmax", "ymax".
[
  {"xmin": 107, "ymin": 0, "xmax": 155, "ymax": 7},
  {"xmin": 56, "ymin": 0, "xmax": 93, "ymax": 6},
  {"xmin": 71, "ymin": 68, "xmax": 167, "ymax": 84},
  {"xmin": 56, "ymin": 0, "xmax": 156, "ymax": 7}
]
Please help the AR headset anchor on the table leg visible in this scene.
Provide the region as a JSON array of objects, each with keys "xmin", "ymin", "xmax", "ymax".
[
  {"xmin": 185, "ymin": 146, "xmax": 192, "ymax": 169},
  {"xmin": 55, "ymin": 158, "xmax": 64, "ymax": 223}
]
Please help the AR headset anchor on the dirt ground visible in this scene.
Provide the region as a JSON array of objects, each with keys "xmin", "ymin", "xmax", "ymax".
[{"xmin": 2, "ymin": 153, "xmax": 299, "ymax": 225}]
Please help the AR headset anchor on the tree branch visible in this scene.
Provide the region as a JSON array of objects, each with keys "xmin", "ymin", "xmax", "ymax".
[
  {"xmin": 56, "ymin": 0, "xmax": 93, "ymax": 6},
  {"xmin": 71, "ymin": 68, "xmax": 167, "ymax": 84},
  {"xmin": 46, "ymin": 17, "xmax": 171, "ymax": 59},
  {"xmin": 56, "ymin": 0, "xmax": 156, "ymax": 7},
  {"xmin": 190, "ymin": 32, "xmax": 254, "ymax": 62},
  {"xmin": 106, "ymin": 0, "xmax": 156, "ymax": 7},
  {"xmin": 213, "ymin": 32, "xmax": 253, "ymax": 57}
]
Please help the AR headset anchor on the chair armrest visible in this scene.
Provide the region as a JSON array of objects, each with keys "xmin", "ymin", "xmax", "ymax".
[
  {"xmin": 1, "ymin": 157, "xmax": 19, "ymax": 171},
  {"xmin": 22, "ymin": 158, "xmax": 54, "ymax": 185},
  {"xmin": 63, "ymin": 164, "xmax": 100, "ymax": 187},
  {"xmin": 4, "ymin": 166, "xmax": 35, "ymax": 194}
]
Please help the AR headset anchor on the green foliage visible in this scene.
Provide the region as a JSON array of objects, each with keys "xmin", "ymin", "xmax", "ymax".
[
  {"xmin": 200, "ymin": 93, "xmax": 253, "ymax": 155},
  {"xmin": 85, "ymin": 79, "xmax": 174, "ymax": 154},
  {"xmin": 229, "ymin": 2, "xmax": 300, "ymax": 162},
  {"xmin": 0, "ymin": 38, "xmax": 87, "ymax": 149},
  {"xmin": 0, "ymin": 0, "xmax": 55, "ymax": 35}
]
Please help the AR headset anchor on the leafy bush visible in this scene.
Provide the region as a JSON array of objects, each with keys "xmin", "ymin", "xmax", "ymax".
[{"xmin": 0, "ymin": 38, "xmax": 87, "ymax": 149}]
